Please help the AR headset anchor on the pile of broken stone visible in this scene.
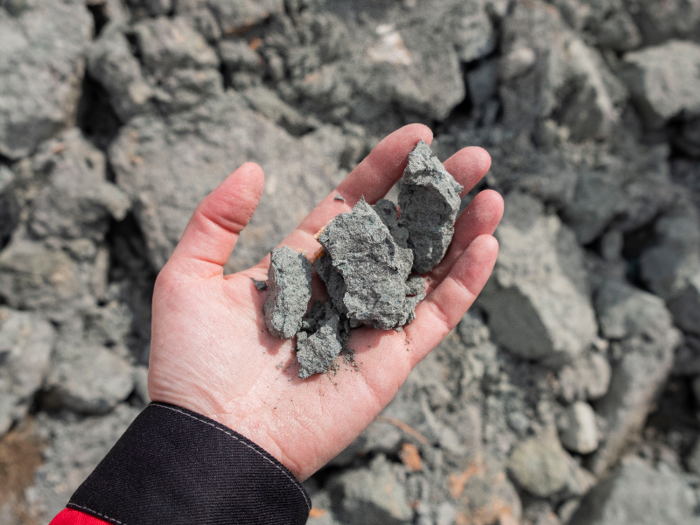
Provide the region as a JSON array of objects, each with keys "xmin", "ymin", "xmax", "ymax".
[
  {"xmin": 262, "ymin": 141, "xmax": 461, "ymax": 379},
  {"xmin": 3, "ymin": 0, "xmax": 700, "ymax": 524}
]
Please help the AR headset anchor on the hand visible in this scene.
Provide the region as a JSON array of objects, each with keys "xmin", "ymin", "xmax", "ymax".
[{"xmin": 147, "ymin": 124, "xmax": 504, "ymax": 481}]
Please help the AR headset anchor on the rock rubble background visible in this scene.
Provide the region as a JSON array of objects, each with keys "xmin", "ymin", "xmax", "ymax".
[{"xmin": 2, "ymin": 0, "xmax": 700, "ymax": 523}]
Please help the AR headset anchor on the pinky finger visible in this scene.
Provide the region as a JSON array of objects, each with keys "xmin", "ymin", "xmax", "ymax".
[{"xmin": 405, "ymin": 234, "xmax": 499, "ymax": 366}]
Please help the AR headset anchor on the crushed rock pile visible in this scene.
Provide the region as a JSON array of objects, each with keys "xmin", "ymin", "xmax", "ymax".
[{"xmin": 2, "ymin": 0, "xmax": 700, "ymax": 524}]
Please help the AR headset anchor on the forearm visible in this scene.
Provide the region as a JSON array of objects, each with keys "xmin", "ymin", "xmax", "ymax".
[{"xmin": 50, "ymin": 402, "xmax": 310, "ymax": 525}]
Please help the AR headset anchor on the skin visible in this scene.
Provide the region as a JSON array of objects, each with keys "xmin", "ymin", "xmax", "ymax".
[{"xmin": 148, "ymin": 124, "xmax": 504, "ymax": 482}]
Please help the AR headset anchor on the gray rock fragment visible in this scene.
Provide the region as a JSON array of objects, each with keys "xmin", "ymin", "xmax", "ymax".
[
  {"xmin": 557, "ymin": 350, "xmax": 612, "ymax": 403},
  {"xmin": 250, "ymin": 277, "xmax": 267, "ymax": 291},
  {"xmin": 620, "ymin": 40, "xmax": 700, "ymax": 129},
  {"xmin": 87, "ymin": 23, "xmax": 154, "ymax": 121},
  {"xmin": 316, "ymin": 198, "xmax": 414, "ymax": 330},
  {"xmin": 297, "ymin": 314, "xmax": 343, "ymax": 379},
  {"xmin": 507, "ymin": 435, "xmax": 572, "ymax": 498},
  {"xmin": 28, "ymin": 130, "xmax": 131, "ymax": 241},
  {"xmin": 263, "ymin": 247, "xmax": 311, "ymax": 339},
  {"xmin": 132, "ymin": 16, "xmax": 222, "ymax": 113},
  {"xmin": 0, "ymin": 239, "xmax": 91, "ymax": 315},
  {"xmin": 639, "ymin": 200, "xmax": 700, "ymax": 300},
  {"xmin": 591, "ymin": 279, "xmax": 681, "ymax": 475},
  {"xmin": 0, "ymin": 307, "xmax": 54, "ymax": 436},
  {"xmin": 398, "ymin": 140, "xmax": 463, "ymax": 274},
  {"xmin": 570, "ymin": 457, "xmax": 700, "ymax": 525},
  {"xmin": 44, "ymin": 341, "xmax": 134, "ymax": 414},
  {"xmin": 110, "ymin": 92, "xmax": 337, "ymax": 270},
  {"xmin": 478, "ymin": 194, "xmax": 597, "ymax": 366},
  {"xmin": 328, "ymin": 454, "xmax": 413, "ymax": 525},
  {"xmin": 558, "ymin": 402, "xmax": 599, "ymax": 454},
  {"xmin": 0, "ymin": 0, "xmax": 92, "ymax": 159}
]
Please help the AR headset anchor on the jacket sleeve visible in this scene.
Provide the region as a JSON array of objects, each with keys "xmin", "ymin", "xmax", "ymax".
[{"xmin": 49, "ymin": 402, "xmax": 311, "ymax": 525}]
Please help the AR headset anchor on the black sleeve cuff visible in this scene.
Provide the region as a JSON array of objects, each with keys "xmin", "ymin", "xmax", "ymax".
[{"xmin": 67, "ymin": 402, "xmax": 311, "ymax": 525}]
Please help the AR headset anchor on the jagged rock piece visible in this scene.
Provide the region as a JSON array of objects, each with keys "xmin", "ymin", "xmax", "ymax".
[
  {"xmin": 620, "ymin": 40, "xmax": 700, "ymax": 129},
  {"xmin": 316, "ymin": 198, "xmax": 413, "ymax": 330},
  {"xmin": 44, "ymin": 341, "xmax": 134, "ymax": 415},
  {"xmin": 477, "ymin": 193, "xmax": 598, "ymax": 366},
  {"xmin": 373, "ymin": 199, "xmax": 408, "ymax": 248},
  {"xmin": 507, "ymin": 436, "xmax": 572, "ymax": 498},
  {"xmin": 29, "ymin": 129, "xmax": 131, "ymax": 241},
  {"xmin": 639, "ymin": 200, "xmax": 700, "ymax": 300},
  {"xmin": 87, "ymin": 23, "xmax": 154, "ymax": 121},
  {"xmin": 398, "ymin": 140, "xmax": 463, "ymax": 274},
  {"xmin": 132, "ymin": 16, "xmax": 222, "ymax": 113},
  {"xmin": 263, "ymin": 247, "xmax": 312, "ymax": 339},
  {"xmin": 297, "ymin": 314, "xmax": 343, "ymax": 379},
  {"xmin": 0, "ymin": 307, "xmax": 55, "ymax": 436}
]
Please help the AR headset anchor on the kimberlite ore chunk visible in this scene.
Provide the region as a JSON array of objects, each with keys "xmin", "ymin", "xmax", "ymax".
[
  {"xmin": 316, "ymin": 199, "xmax": 415, "ymax": 330},
  {"xmin": 263, "ymin": 247, "xmax": 312, "ymax": 339},
  {"xmin": 398, "ymin": 140, "xmax": 463, "ymax": 274},
  {"xmin": 297, "ymin": 314, "xmax": 344, "ymax": 379}
]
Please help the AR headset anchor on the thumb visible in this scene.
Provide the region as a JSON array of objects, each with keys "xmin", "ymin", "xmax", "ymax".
[{"xmin": 166, "ymin": 162, "xmax": 265, "ymax": 278}]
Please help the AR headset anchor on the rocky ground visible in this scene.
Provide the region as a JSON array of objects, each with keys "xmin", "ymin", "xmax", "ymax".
[{"xmin": 1, "ymin": 0, "xmax": 700, "ymax": 523}]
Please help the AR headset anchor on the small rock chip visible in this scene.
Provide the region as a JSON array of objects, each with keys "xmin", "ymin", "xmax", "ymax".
[
  {"xmin": 334, "ymin": 194, "xmax": 346, "ymax": 202},
  {"xmin": 250, "ymin": 277, "xmax": 267, "ymax": 291},
  {"xmin": 398, "ymin": 140, "xmax": 463, "ymax": 274},
  {"xmin": 297, "ymin": 314, "xmax": 344, "ymax": 379},
  {"xmin": 263, "ymin": 247, "xmax": 312, "ymax": 339}
]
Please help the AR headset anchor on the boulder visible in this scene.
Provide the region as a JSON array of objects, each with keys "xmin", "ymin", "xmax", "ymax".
[
  {"xmin": 0, "ymin": 307, "xmax": 54, "ymax": 436},
  {"xmin": 620, "ymin": 40, "xmax": 700, "ymax": 129},
  {"xmin": 44, "ymin": 340, "xmax": 134, "ymax": 414},
  {"xmin": 478, "ymin": 193, "xmax": 597, "ymax": 366},
  {"xmin": 131, "ymin": 16, "xmax": 222, "ymax": 113},
  {"xmin": 570, "ymin": 457, "xmax": 700, "ymax": 525},
  {"xmin": 591, "ymin": 280, "xmax": 681, "ymax": 475},
  {"xmin": 328, "ymin": 455, "xmax": 413, "ymax": 525},
  {"xmin": 0, "ymin": 239, "xmax": 93, "ymax": 315},
  {"xmin": 28, "ymin": 129, "xmax": 131, "ymax": 241},
  {"xmin": 507, "ymin": 436, "xmax": 572, "ymax": 498},
  {"xmin": 0, "ymin": 0, "xmax": 92, "ymax": 159},
  {"xmin": 498, "ymin": 0, "xmax": 622, "ymax": 141},
  {"xmin": 109, "ymin": 92, "xmax": 338, "ymax": 270}
]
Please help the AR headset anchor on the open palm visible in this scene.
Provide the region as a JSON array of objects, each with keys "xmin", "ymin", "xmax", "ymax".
[{"xmin": 147, "ymin": 124, "xmax": 504, "ymax": 481}]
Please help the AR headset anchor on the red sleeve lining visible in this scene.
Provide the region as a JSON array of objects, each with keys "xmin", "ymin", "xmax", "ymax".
[{"xmin": 50, "ymin": 508, "xmax": 111, "ymax": 525}]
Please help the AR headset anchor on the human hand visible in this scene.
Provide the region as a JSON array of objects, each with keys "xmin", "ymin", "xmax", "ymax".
[{"xmin": 147, "ymin": 124, "xmax": 504, "ymax": 481}]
